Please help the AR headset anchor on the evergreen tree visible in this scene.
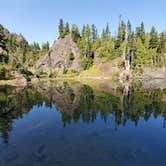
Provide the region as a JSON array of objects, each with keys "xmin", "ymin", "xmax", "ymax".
[
  {"xmin": 58, "ymin": 19, "xmax": 64, "ymax": 38},
  {"xmin": 0, "ymin": 25, "xmax": 7, "ymax": 51},
  {"xmin": 101, "ymin": 29, "xmax": 106, "ymax": 41},
  {"xmin": 71, "ymin": 24, "xmax": 80, "ymax": 42},
  {"xmin": 91, "ymin": 24, "xmax": 98, "ymax": 42},
  {"xmin": 128, "ymin": 32, "xmax": 137, "ymax": 66},
  {"xmin": 140, "ymin": 21, "xmax": 145, "ymax": 43},
  {"xmin": 42, "ymin": 42, "xmax": 49, "ymax": 53},
  {"xmin": 105, "ymin": 23, "xmax": 110, "ymax": 41},
  {"xmin": 115, "ymin": 21, "xmax": 126, "ymax": 49},
  {"xmin": 149, "ymin": 26, "xmax": 158, "ymax": 49},
  {"xmin": 101, "ymin": 23, "xmax": 110, "ymax": 41},
  {"xmin": 85, "ymin": 24, "xmax": 91, "ymax": 40},
  {"xmin": 81, "ymin": 25, "xmax": 86, "ymax": 38},
  {"xmin": 135, "ymin": 38, "xmax": 148, "ymax": 66},
  {"xmin": 135, "ymin": 26, "xmax": 141, "ymax": 39},
  {"xmin": 157, "ymin": 32, "xmax": 166, "ymax": 53},
  {"xmin": 127, "ymin": 20, "xmax": 132, "ymax": 41},
  {"xmin": 64, "ymin": 22, "xmax": 70, "ymax": 35}
]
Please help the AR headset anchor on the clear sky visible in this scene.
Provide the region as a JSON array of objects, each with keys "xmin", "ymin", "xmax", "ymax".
[{"xmin": 0, "ymin": 0, "xmax": 165, "ymax": 45}]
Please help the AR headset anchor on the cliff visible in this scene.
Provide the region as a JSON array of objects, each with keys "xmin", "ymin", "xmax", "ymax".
[{"xmin": 35, "ymin": 34, "xmax": 82, "ymax": 72}]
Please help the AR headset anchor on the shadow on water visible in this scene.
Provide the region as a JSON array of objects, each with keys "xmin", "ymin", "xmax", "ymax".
[{"xmin": 0, "ymin": 81, "xmax": 166, "ymax": 144}]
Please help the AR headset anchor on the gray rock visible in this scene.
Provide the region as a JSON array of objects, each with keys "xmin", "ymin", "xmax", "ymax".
[{"xmin": 35, "ymin": 35, "xmax": 82, "ymax": 72}]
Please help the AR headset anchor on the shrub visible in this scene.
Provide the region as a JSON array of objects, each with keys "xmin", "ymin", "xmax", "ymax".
[{"xmin": 69, "ymin": 52, "xmax": 75, "ymax": 61}]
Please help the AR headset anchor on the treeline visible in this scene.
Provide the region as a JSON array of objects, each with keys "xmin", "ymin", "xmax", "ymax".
[
  {"xmin": 58, "ymin": 19, "xmax": 166, "ymax": 70},
  {"xmin": 0, "ymin": 24, "xmax": 49, "ymax": 79},
  {"xmin": 0, "ymin": 19, "xmax": 166, "ymax": 80}
]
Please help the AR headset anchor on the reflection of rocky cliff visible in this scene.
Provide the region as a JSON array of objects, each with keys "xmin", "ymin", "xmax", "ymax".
[
  {"xmin": 1, "ymin": 82, "xmax": 166, "ymax": 143},
  {"xmin": 35, "ymin": 82, "xmax": 83, "ymax": 115}
]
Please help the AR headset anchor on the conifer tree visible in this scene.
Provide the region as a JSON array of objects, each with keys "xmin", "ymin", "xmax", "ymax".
[
  {"xmin": 149, "ymin": 26, "xmax": 158, "ymax": 49},
  {"xmin": 115, "ymin": 21, "xmax": 126, "ymax": 49},
  {"xmin": 64, "ymin": 22, "xmax": 70, "ymax": 35},
  {"xmin": 71, "ymin": 24, "xmax": 80, "ymax": 42},
  {"xmin": 140, "ymin": 21, "xmax": 145, "ymax": 43},
  {"xmin": 91, "ymin": 24, "xmax": 98, "ymax": 42},
  {"xmin": 127, "ymin": 20, "xmax": 132, "ymax": 41},
  {"xmin": 81, "ymin": 25, "xmax": 86, "ymax": 38},
  {"xmin": 58, "ymin": 19, "xmax": 64, "ymax": 38}
]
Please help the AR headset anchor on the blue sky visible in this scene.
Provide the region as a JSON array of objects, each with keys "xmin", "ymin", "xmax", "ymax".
[{"xmin": 0, "ymin": 0, "xmax": 166, "ymax": 45}]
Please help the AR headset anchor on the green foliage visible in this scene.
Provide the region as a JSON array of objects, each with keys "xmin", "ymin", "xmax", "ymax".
[
  {"xmin": 91, "ymin": 24, "xmax": 98, "ymax": 41},
  {"xmin": 1, "ymin": 19, "xmax": 166, "ymax": 80},
  {"xmin": 19, "ymin": 67, "xmax": 33, "ymax": 76},
  {"xmin": 135, "ymin": 22, "xmax": 145, "ymax": 43},
  {"xmin": 0, "ymin": 65, "xmax": 12, "ymax": 80},
  {"xmin": 64, "ymin": 22, "xmax": 70, "ymax": 35},
  {"xmin": 71, "ymin": 24, "xmax": 80, "ymax": 42},
  {"xmin": 101, "ymin": 23, "xmax": 110, "ymax": 41},
  {"xmin": 115, "ymin": 20, "xmax": 126, "ymax": 49},
  {"xmin": 0, "ymin": 65, "xmax": 6, "ymax": 80},
  {"xmin": 69, "ymin": 52, "xmax": 74, "ymax": 61},
  {"xmin": 40, "ymin": 41, "xmax": 49, "ymax": 57},
  {"xmin": 80, "ymin": 56, "xmax": 93, "ymax": 70},
  {"xmin": 58, "ymin": 19, "xmax": 70, "ymax": 38},
  {"xmin": 149, "ymin": 26, "xmax": 158, "ymax": 49},
  {"xmin": 58, "ymin": 19, "xmax": 64, "ymax": 38},
  {"xmin": 134, "ymin": 38, "xmax": 148, "ymax": 66},
  {"xmin": 98, "ymin": 39, "xmax": 118, "ymax": 62}
]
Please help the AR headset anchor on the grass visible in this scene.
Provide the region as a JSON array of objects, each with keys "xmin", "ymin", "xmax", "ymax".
[{"xmin": 79, "ymin": 66, "xmax": 102, "ymax": 77}]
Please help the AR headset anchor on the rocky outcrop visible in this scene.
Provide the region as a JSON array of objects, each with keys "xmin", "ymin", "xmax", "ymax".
[
  {"xmin": 143, "ymin": 67, "xmax": 166, "ymax": 79},
  {"xmin": 35, "ymin": 35, "xmax": 82, "ymax": 72}
]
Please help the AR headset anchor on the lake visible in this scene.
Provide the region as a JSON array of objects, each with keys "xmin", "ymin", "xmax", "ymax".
[{"xmin": 0, "ymin": 80, "xmax": 166, "ymax": 166}]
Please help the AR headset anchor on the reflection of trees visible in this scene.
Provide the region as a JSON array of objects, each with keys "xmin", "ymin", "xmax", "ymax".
[
  {"xmin": 61, "ymin": 85, "xmax": 95, "ymax": 127},
  {"xmin": 1, "ymin": 83, "xmax": 166, "ymax": 143},
  {"xmin": 0, "ymin": 86, "xmax": 48, "ymax": 144},
  {"xmin": 60, "ymin": 84, "xmax": 166, "ymax": 128}
]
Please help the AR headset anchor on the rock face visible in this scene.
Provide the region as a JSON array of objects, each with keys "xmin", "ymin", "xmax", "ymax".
[
  {"xmin": 143, "ymin": 67, "xmax": 166, "ymax": 79},
  {"xmin": 35, "ymin": 35, "xmax": 82, "ymax": 72}
]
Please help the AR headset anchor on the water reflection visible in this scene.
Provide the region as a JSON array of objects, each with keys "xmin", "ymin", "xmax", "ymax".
[{"xmin": 0, "ymin": 81, "xmax": 166, "ymax": 144}]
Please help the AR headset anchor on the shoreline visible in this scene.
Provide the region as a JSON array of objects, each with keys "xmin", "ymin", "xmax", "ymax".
[{"xmin": 1, "ymin": 75, "xmax": 166, "ymax": 87}]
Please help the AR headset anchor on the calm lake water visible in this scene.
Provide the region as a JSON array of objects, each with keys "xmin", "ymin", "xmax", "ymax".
[{"xmin": 0, "ymin": 80, "xmax": 166, "ymax": 166}]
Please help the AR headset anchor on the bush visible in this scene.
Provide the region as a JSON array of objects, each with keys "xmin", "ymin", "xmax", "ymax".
[
  {"xmin": 0, "ymin": 66, "xmax": 6, "ymax": 80},
  {"xmin": 0, "ymin": 65, "xmax": 13, "ymax": 80},
  {"xmin": 80, "ymin": 56, "xmax": 93, "ymax": 70},
  {"xmin": 19, "ymin": 68, "xmax": 33, "ymax": 76},
  {"xmin": 69, "ymin": 52, "xmax": 75, "ymax": 61}
]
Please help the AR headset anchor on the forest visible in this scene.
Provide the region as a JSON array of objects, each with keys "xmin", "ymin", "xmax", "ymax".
[{"xmin": 0, "ymin": 19, "xmax": 166, "ymax": 80}]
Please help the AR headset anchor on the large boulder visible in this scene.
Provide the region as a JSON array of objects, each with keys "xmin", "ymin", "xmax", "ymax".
[{"xmin": 35, "ymin": 35, "xmax": 82, "ymax": 72}]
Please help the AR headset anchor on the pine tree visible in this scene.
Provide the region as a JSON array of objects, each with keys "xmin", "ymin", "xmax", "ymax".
[
  {"xmin": 135, "ymin": 22, "xmax": 145, "ymax": 44},
  {"xmin": 157, "ymin": 32, "xmax": 166, "ymax": 53},
  {"xmin": 64, "ymin": 22, "xmax": 70, "ymax": 35},
  {"xmin": 105, "ymin": 23, "xmax": 110, "ymax": 41},
  {"xmin": 135, "ymin": 38, "xmax": 148, "ymax": 66},
  {"xmin": 81, "ymin": 25, "xmax": 86, "ymax": 38},
  {"xmin": 101, "ymin": 29, "xmax": 106, "ymax": 41},
  {"xmin": 115, "ymin": 21, "xmax": 126, "ymax": 49},
  {"xmin": 127, "ymin": 20, "xmax": 132, "ymax": 41},
  {"xmin": 140, "ymin": 21, "xmax": 145, "ymax": 43},
  {"xmin": 42, "ymin": 42, "xmax": 49, "ymax": 52},
  {"xmin": 149, "ymin": 26, "xmax": 158, "ymax": 49},
  {"xmin": 91, "ymin": 24, "xmax": 98, "ymax": 42},
  {"xmin": 71, "ymin": 24, "xmax": 80, "ymax": 42},
  {"xmin": 135, "ymin": 26, "xmax": 141, "ymax": 39},
  {"xmin": 58, "ymin": 19, "xmax": 64, "ymax": 38},
  {"xmin": 128, "ymin": 32, "xmax": 137, "ymax": 66},
  {"xmin": 85, "ymin": 24, "xmax": 91, "ymax": 40},
  {"xmin": 0, "ymin": 25, "xmax": 7, "ymax": 51}
]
